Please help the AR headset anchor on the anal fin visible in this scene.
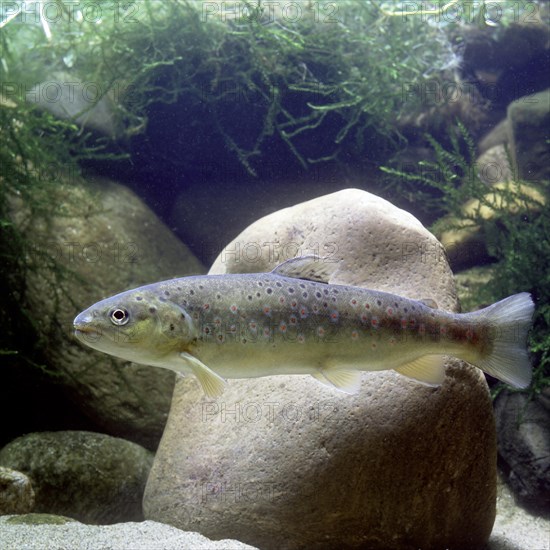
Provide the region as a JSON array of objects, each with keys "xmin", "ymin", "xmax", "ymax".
[
  {"xmin": 312, "ymin": 367, "xmax": 361, "ymax": 394},
  {"xmin": 180, "ymin": 352, "xmax": 227, "ymax": 398},
  {"xmin": 394, "ymin": 355, "xmax": 445, "ymax": 386}
]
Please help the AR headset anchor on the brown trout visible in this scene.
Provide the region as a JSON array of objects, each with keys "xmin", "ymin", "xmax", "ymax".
[{"xmin": 73, "ymin": 256, "xmax": 534, "ymax": 397}]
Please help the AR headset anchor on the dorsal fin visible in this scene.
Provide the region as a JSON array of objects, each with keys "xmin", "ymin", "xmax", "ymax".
[
  {"xmin": 418, "ymin": 298, "xmax": 439, "ymax": 309},
  {"xmin": 271, "ymin": 255, "xmax": 340, "ymax": 284}
]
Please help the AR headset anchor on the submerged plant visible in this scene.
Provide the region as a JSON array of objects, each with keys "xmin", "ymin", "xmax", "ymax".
[{"xmin": 1, "ymin": 0, "xmax": 473, "ymax": 174}]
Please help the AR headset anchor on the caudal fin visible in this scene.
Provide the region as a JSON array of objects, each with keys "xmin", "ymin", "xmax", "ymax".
[{"xmin": 466, "ymin": 292, "xmax": 535, "ymax": 388}]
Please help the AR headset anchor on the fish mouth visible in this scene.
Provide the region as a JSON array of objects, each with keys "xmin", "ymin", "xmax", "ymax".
[{"xmin": 73, "ymin": 324, "xmax": 101, "ymax": 340}]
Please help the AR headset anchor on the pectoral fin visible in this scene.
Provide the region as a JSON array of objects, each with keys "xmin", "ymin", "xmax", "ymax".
[
  {"xmin": 312, "ymin": 367, "xmax": 362, "ymax": 394},
  {"xmin": 180, "ymin": 352, "xmax": 227, "ymax": 398},
  {"xmin": 394, "ymin": 355, "xmax": 445, "ymax": 386}
]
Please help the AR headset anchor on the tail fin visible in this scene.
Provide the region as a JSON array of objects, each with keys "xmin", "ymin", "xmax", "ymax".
[{"xmin": 466, "ymin": 292, "xmax": 535, "ymax": 388}]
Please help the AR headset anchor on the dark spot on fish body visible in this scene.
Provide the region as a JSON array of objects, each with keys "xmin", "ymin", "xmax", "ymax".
[{"xmin": 135, "ymin": 296, "xmax": 143, "ymax": 301}]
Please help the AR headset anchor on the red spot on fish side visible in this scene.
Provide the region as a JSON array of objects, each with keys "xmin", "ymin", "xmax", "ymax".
[
  {"xmin": 230, "ymin": 304, "xmax": 238, "ymax": 314},
  {"xmin": 330, "ymin": 310, "xmax": 339, "ymax": 322},
  {"xmin": 289, "ymin": 315, "xmax": 297, "ymax": 325},
  {"xmin": 297, "ymin": 334, "xmax": 305, "ymax": 344},
  {"xmin": 371, "ymin": 317, "xmax": 379, "ymax": 328},
  {"xmin": 299, "ymin": 306, "xmax": 308, "ymax": 319},
  {"xmin": 279, "ymin": 321, "xmax": 287, "ymax": 333},
  {"xmin": 386, "ymin": 307, "xmax": 394, "ymax": 316},
  {"xmin": 263, "ymin": 305, "xmax": 271, "ymax": 316},
  {"xmin": 350, "ymin": 298, "xmax": 358, "ymax": 307}
]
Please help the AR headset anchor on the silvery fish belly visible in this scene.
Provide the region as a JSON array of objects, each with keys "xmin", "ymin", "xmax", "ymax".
[{"xmin": 73, "ymin": 256, "xmax": 535, "ymax": 398}]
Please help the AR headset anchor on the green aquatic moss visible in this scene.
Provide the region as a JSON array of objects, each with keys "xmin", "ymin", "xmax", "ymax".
[
  {"xmin": 1, "ymin": 0, "xmax": 468, "ymax": 174},
  {"xmin": 0, "ymin": 101, "xmax": 101, "ymax": 374}
]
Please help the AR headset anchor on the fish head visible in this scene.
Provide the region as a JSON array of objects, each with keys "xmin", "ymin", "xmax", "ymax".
[{"xmin": 73, "ymin": 289, "xmax": 196, "ymax": 365}]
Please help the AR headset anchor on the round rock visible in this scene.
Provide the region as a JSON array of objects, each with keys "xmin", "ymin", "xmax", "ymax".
[
  {"xmin": 0, "ymin": 467, "xmax": 35, "ymax": 515},
  {"xmin": 0, "ymin": 431, "xmax": 153, "ymax": 524},
  {"xmin": 144, "ymin": 189, "xmax": 497, "ymax": 549}
]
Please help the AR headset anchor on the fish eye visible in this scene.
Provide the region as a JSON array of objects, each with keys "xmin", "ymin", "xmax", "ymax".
[{"xmin": 109, "ymin": 308, "xmax": 130, "ymax": 326}]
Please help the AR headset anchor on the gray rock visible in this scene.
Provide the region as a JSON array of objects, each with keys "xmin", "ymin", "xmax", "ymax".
[
  {"xmin": 144, "ymin": 189, "xmax": 497, "ymax": 549},
  {"xmin": 478, "ymin": 119, "xmax": 509, "ymax": 156},
  {"xmin": 8, "ymin": 176, "xmax": 204, "ymax": 448},
  {"xmin": 26, "ymin": 72, "xmax": 120, "ymax": 139},
  {"xmin": 476, "ymin": 145, "xmax": 514, "ymax": 186},
  {"xmin": 507, "ymin": 88, "xmax": 550, "ymax": 183},
  {"xmin": 0, "ymin": 467, "xmax": 35, "ymax": 515},
  {"xmin": 0, "ymin": 431, "xmax": 153, "ymax": 524},
  {"xmin": 494, "ymin": 390, "xmax": 550, "ymax": 513},
  {"xmin": 0, "ymin": 516, "xmax": 258, "ymax": 549}
]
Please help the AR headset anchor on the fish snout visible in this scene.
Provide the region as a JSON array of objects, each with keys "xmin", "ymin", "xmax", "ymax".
[{"xmin": 73, "ymin": 312, "xmax": 102, "ymax": 342}]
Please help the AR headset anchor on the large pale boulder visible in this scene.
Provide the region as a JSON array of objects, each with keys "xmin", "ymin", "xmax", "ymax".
[
  {"xmin": 144, "ymin": 189, "xmax": 497, "ymax": 549},
  {"xmin": 8, "ymin": 176, "xmax": 204, "ymax": 448}
]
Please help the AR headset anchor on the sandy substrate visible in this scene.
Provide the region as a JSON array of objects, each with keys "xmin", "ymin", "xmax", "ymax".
[
  {"xmin": 487, "ymin": 476, "xmax": 549, "ymax": 550},
  {"xmin": 0, "ymin": 475, "xmax": 547, "ymax": 549}
]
